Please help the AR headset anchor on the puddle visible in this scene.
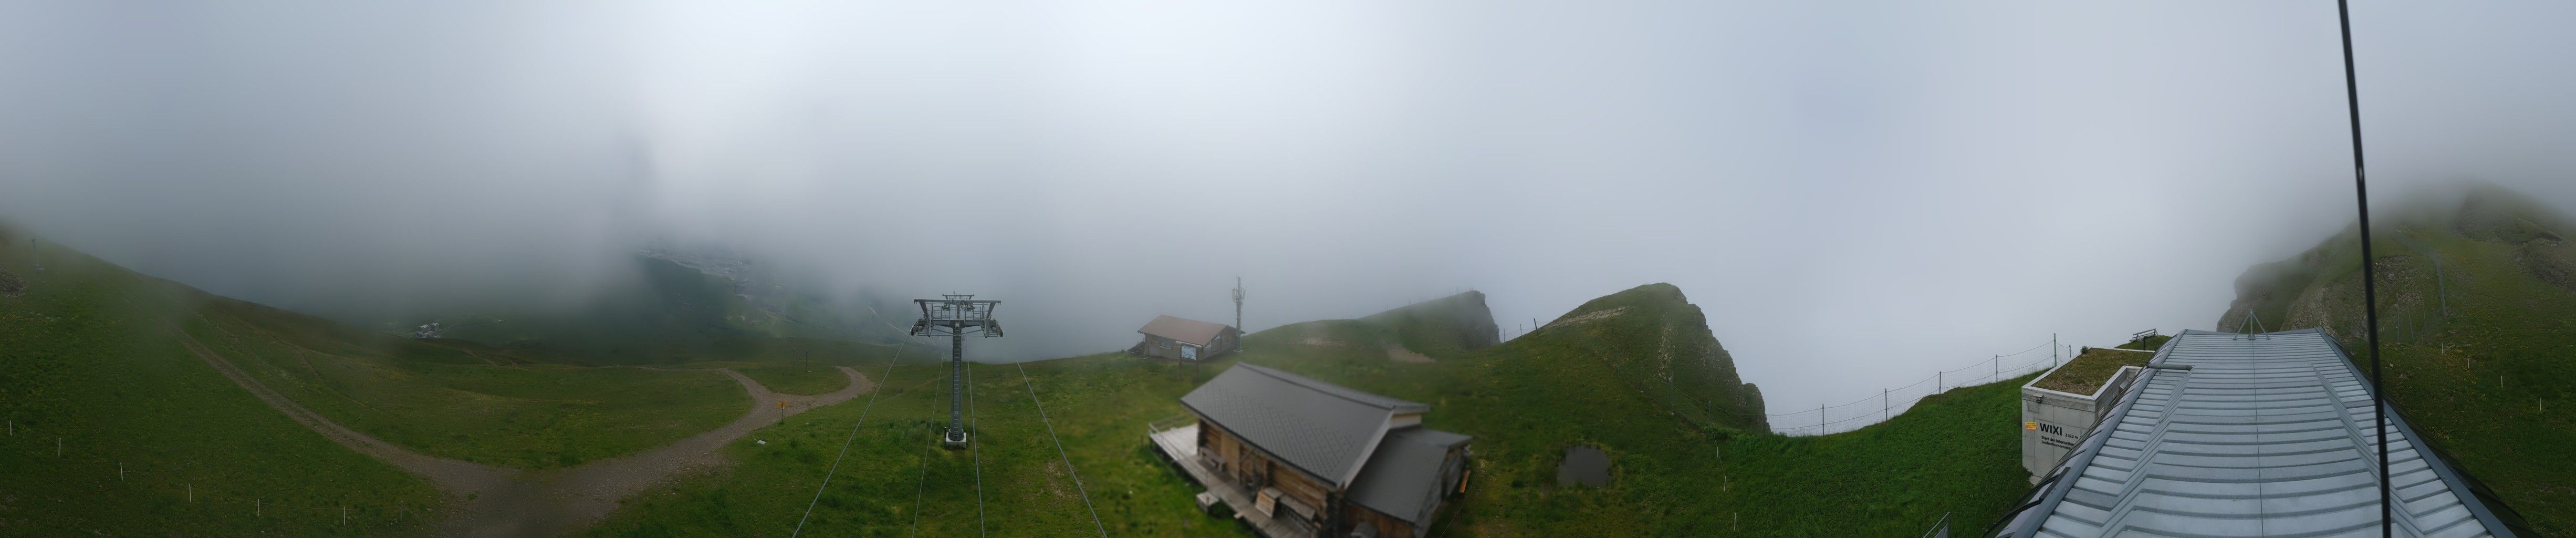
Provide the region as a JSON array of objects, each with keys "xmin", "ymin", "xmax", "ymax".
[{"xmin": 1556, "ymin": 446, "xmax": 1610, "ymax": 488}]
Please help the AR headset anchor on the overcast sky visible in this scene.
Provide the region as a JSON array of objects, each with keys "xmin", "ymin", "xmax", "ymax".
[{"xmin": 4, "ymin": 2, "xmax": 2573, "ymax": 423}]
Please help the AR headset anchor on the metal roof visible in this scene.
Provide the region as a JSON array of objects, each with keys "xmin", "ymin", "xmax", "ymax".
[
  {"xmin": 1348, "ymin": 427, "xmax": 1473, "ymax": 525},
  {"xmin": 1140, "ymin": 315, "xmax": 1233, "ymax": 346},
  {"xmin": 1991, "ymin": 329, "xmax": 2522, "ymax": 537},
  {"xmin": 1181, "ymin": 364, "xmax": 1429, "ymax": 488}
]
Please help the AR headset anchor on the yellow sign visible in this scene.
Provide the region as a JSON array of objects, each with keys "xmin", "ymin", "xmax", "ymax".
[
  {"xmin": 778, "ymin": 401, "xmax": 790, "ymax": 409},
  {"xmin": 2024, "ymin": 421, "xmax": 2038, "ymax": 430}
]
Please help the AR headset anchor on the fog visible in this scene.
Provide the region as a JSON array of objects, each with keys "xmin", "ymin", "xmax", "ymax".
[{"xmin": 4, "ymin": 2, "xmax": 2573, "ymax": 419}]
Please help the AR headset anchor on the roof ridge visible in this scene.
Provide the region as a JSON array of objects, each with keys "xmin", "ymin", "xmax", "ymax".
[{"xmin": 1239, "ymin": 364, "xmax": 1424, "ymax": 410}]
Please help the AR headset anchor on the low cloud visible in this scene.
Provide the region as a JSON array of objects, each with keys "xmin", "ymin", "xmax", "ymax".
[{"xmin": 4, "ymin": 2, "xmax": 2571, "ymax": 411}]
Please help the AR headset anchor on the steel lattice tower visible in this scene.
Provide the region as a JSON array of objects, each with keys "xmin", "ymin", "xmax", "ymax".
[{"xmin": 911, "ymin": 294, "xmax": 1002, "ymax": 448}]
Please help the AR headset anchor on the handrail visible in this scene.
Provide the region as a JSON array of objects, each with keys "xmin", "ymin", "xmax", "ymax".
[{"xmin": 1145, "ymin": 413, "xmax": 1195, "ymax": 437}]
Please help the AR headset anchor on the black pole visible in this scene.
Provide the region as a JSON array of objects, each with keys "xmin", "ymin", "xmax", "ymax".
[
  {"xmin": 2332, "ymin": 1, "xmax": 2389, "ymax": 535},
  {"xmin": 951, "ymin": 329, "xmax": 965, "ymax": 441}
]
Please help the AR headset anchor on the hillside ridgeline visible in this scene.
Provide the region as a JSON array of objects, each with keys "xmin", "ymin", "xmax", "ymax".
[{"xmin": 2215, "ymin": 185, "xmax": 2574, "ymax": 534}]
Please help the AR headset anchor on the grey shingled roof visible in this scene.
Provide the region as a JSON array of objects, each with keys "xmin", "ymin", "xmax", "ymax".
[
  {"xmin": 1181, "ymin": 364, "xmax": 1428, "ymax": 488},
  {"xmin": 1349, "ymin": 427, "xmax": 1473, "ymax": 525},
  {"xmin": 1997, "ymin": 329, "xmax": 2519, "ymax": 537},
  {"xmin": 1140, "ymin": 315, "xmax": 1232, "ymax": 346}
]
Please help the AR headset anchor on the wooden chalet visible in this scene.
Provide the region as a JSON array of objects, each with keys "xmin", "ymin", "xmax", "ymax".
[
  {"xmin": 1131, "ymin": 315, "xmax": 1242, "ymax": 361},
  {"xmin": 1152, "ymin": 364, "xmax": 1472, "ymax": 538}
]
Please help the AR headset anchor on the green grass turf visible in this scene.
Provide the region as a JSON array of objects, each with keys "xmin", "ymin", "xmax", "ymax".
[
  {"xmin": 2031, "ymin": 347, "xmax": 2151, "ymax": 394},
  {"xmin": 2352, "ymin": 230, "xmax": 2573, "ymax": 533},
  {"xmin": 583, "ymin": 356, "xmax": 1223, "ymax": 538},
  {"xmin": 1233, "ymin": 287, "xmax": 2032, "ymax": 536},
  {"xmin": 184, "ymin": 298, "xmax": 752, "ymax": 470},
  {"xmin": 0, "ymin": 231, "xmax": 443, "ymax": 535},
  {"xmin": 587, "ymin": 286, "xmax": 2039, "ymax": 537}
]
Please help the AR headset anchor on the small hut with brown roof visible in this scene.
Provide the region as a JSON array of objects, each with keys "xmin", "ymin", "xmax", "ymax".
[
  {"xmin": 1150, "ymin": 364, "xmax": 1473, "ymax": 538},
  {"xmin": 1131, "ymin": 315, "xmax": 1242, "ymax": 361}
]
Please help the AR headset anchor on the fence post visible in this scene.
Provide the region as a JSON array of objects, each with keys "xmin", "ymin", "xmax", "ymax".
[
  {"xmin": 187, "ymin": 483, "xmax": 192, "ymax": 503},
  {"xmin": 1883, "ymin": 389, "xmax": 1890, "ymax": 421},
  {"xmin": 1937, "ymin": 371, "xmax": 1943, "ymax": 392},
  {"xmin": 1993, "ymin": 355, "xmax": 1999, "ymax": 382},
  {"xmin": 1820, "ymin": 404, "xmax": 1826, "ymax": 434},
  {"xmin": 2052, "ymin": 334, "xmax": 2059, "ymax": 368}
]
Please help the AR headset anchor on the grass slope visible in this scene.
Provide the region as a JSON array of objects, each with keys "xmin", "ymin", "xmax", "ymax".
[
  {"xmin": 1247, "ymin": 285, "xmax": 2022, "ymax": 536},
  {"xmin": 0, "ymin": 227, "xmax": 443, "ymax": 535},
  {"xmin": 592, "ymin": 286, "xmax": 2036, "ymax": 536},
  {"xmin": 2216, "ymin": 187, "xmax": 2576, "ymax": 534},
  {"xmin": 175, "ymin": 292, "xmax": 753, "ymax": 470},
  {"xmin": 4, "ymin": 227, "xmax": 794, "ymax": 478},
  {"xmin": 586, "ymin": 354, "xmax": 1233, "ymax": 537}
]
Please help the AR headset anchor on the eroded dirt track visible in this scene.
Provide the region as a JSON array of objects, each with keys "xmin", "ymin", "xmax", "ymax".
[{"xmin": 179, "ymin": 335, "xmax": 872, "ymax": 537}]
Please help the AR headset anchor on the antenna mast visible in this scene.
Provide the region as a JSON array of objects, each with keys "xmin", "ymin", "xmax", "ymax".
[
  {"xmin": 1232, "ymin": 278, "xmax": 1246, "ymax": 333},
  {"xmin": 2331, "ymin": 2, "xmax": 2389, "ymax": 535}
]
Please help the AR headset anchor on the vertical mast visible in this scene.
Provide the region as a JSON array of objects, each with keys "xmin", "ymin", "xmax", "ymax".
[{"xmin": 2331, "ymin": 2, "xmax": 2389, "ymax": 534}]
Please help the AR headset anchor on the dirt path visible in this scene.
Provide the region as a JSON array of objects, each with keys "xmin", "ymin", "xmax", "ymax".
[{"xmin": 179, "ymin": 334, "xmax": 873, "ymax": 537}]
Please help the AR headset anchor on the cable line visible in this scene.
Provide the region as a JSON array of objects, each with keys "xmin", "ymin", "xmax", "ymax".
[
  {"xmin": 791, "ymin": 355, "xmax": 903, "ymax": 538},
  {"xmin": 1016, "ymin": 363, "xmax": 1109, "ymax": 537}
]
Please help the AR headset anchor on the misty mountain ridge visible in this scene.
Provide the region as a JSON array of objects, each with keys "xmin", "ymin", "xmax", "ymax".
[
  {"xmin": 2216, "ymin": 183, "xmax": 2576, "ymax": 534},
  {"xmin": 380, "ymin": 244, "xmax": 923, "ymax": 364}
]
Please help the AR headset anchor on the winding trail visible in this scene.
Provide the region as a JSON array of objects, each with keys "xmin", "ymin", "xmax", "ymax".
[{"xmin": 178, "ymin": 334, "xmax": 873, "ymax": 537}]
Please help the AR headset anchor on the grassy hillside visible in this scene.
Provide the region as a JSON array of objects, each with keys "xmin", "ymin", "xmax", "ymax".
[
  {"xmin": 1249, "ymin": 285, "xmax": 2018, "ymax": 536},
  {"xmin": 1, "ymin": 226, "xmax": 833, "ymax": 484},
  {"xmin": 1360, "ymin": 290, "xmax": 1505, "ymax": 356},
  {"xmin": 585, "ymin": 355, "xmax": 1233, "ymax": 537},
  {"xmin": 589, "ymin": 286, "xmax": 2035, "ymax": 537},
  {"xmin": 181, "ymin": 298, "xmax": 758, "ymax": 469},
  {"xmin": 0, "ymin": 225, "xmax": 443, "ymax": 535},
  {"xmin": 2215, "ymin": 186, "xmax": 2575, "ymax": 534}
]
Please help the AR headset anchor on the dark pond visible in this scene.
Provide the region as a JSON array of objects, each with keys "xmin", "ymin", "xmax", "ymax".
[{"xmin": 1556, "ymin": 446, "xmax": 1609, "ymax": 487}]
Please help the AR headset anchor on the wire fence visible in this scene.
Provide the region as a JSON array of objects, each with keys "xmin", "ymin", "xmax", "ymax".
[
  {"xmin": 1751, "ymin": 337, "xmax": 2074, "ymax": 437},
  {"xmin": 0, "ymin": 419, "xmax": 430, "ymax": 526}
]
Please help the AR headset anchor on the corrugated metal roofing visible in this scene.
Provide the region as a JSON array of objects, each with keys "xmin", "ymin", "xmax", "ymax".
[
  {"xmin": 1994, "ymin": 329, "xmax": 2519, "ymax": 537},
  {"xmin": 1348, "ymin": 427, "xmax": 1473, "ymax": 525},
  {"xmin": 1140, "ymin": 315, "xmax": 1233, "ymax": 346},
  {"xmin": 1181, "ymin": 364, "xmax": 1429, "ymax": 487}
]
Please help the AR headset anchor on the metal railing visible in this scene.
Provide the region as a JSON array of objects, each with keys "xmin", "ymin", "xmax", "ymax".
[{"xmin": 1145, "ymin": 413, "xmax": 1195, "ymax": 439}]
